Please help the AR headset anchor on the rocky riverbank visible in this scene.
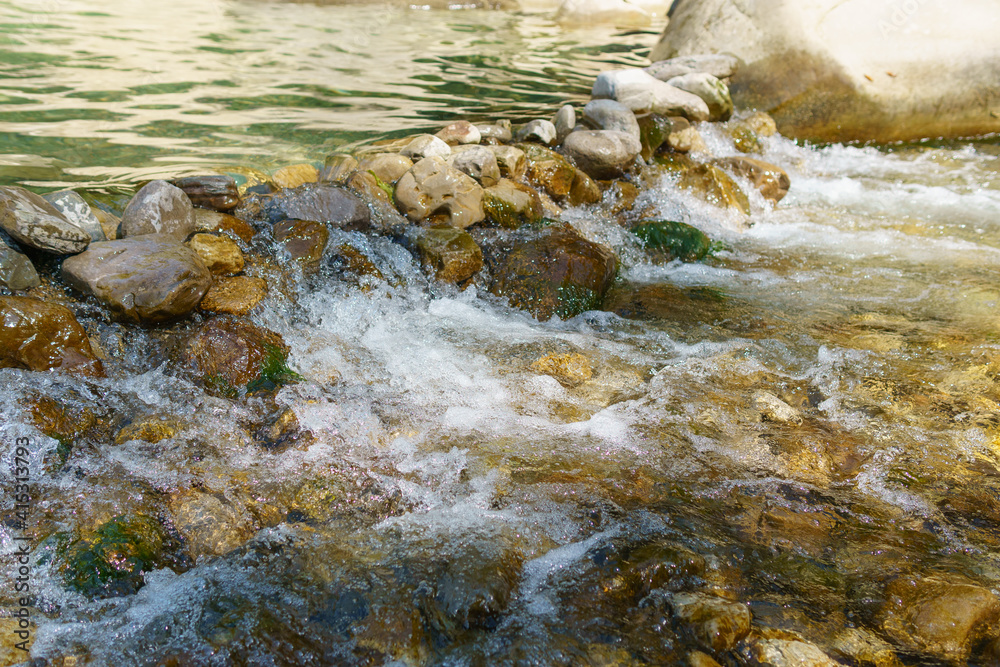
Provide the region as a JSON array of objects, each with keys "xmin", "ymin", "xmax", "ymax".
[{"xmin": 4, "ymin": 53, "xmax": 1000, "ymax": 667}]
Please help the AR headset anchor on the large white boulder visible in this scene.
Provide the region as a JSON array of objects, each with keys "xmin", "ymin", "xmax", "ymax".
[{"xmin": 649, "ymin": 0, "xmax": 1000, "ymax": 143}]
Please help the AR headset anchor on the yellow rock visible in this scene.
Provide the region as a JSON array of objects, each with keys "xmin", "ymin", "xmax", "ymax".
[
  {"xmin": 199, "ymin": 275, "xmax": 268, "ymax": 315},
  {"xmin": 532, "ymin": 353, "xmax": 593, "ymax": 387},
  {"xmin": 186, "ymin": 233, "xmax": 245, "ymax": 276},
  {"xmin": 115, "ymin": 414, "xmax": 185, "ymax": 445},
  {"xmin": 272, "ymin": 163, "xmax": 319, "ymax": 190},
  {"xmin": 0, "ymin": 614, "xmax": 34, "ymax": 666}
]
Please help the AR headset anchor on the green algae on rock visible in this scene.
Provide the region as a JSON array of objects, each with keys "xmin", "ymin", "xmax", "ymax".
[{"xmin": 631, "ymin": 220, "xmax": 712, "ymax": 262}]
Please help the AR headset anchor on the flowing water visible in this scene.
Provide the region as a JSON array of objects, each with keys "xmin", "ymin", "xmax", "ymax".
[{"xmin": 3, "ymin": 1, "xmax": 1000, "ymax": 665}]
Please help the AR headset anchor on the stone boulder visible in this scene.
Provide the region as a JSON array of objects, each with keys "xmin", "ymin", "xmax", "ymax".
[
  {"xmin": 260, "ymin": 183, "xmax": 371, "ymax": 232},
  {"xmin": 737, "ymin": 638, "xmax": 840, "ymax": 667},
  {"xmin": 649, "ymin": 0, "xmax": 1000, "ymax": 142},
  {"xmin": 876, "ymin": 575, "xmax": 1000, "ymax": 663},
  {"xmin": 401, "ymin": 134, "xmax": 451, "ymax": 160},
  {"xmin": 477, "ymin": 120, "xmax": 513, "ymax": 143},
  {"xmin": 483, "ymin": 179, "xmax": 544, "ymax": 228},
  {"xmin": 406, "ymin": 227, "xmax": 483, "ymax": 283},
  {"xmin": 272, "ymin": 163, "xmax": 319, "ymax": 190},
  {"xmin": 490, "ymin": 145, "xmax": 527, "ymax": 181},
  {"xmin": 562, "ymin": 130, "xmax": 641, "ymax": 180},
  {"xmin": 120, "ymin": 180, "xmax": 197, "ymax": 240},
  {"xmin": 170, "ymin": 175, "xmax": 240, "ymax": 211},
  {"xmin": 0, "ymin": 186, "xmax": 90, "ymax": 254},
  {"xmin": 592, "ymin": 68, "xmax": 710, "ymax": 121},
  {"xmin": 394, "ymin": 156, "xmax": 485, "ymax": 229},
  {"xmin": 449, "ymin": 146, "xmax": 501, "ymax": 187},
  {"xmin": 198, "ymin": 276, "xmax": 268, "ymax": 316},
  {"xmin": 183, "ymin": 317, "xmax": 294, "ymax": 396},
  {"xmin": 669, "ymin": 592, "xmax": 750, "ymax": 654},
  {"xmin": 478, "ymin": 224, "xmax": 618, "ymax": 320},
  {"xmin": 61, "ymin": 234, "xmax": 213, "ymax": 323},
  {"xmin": 345, "ymin": 170, "xmax": 410, "ymax": 231},
  {"xmin": 0, "ymin": 296, "xmax": 104, "ymax": 377},
  {"xmin": 518, "ymin": 143, "xmax": 577, "ymax": 200}
]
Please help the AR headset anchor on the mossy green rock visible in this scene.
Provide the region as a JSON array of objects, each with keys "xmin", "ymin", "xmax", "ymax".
[
  {"xmin": 516, "ymin": 143, "xmax": 576, "ymax": 200},
  {"xmin": 636, "ymin": 114, "xmax": 674, "ymax": 161},
  {"xmin": 483, "ymin": 178, "xmax": 543, "ymax": 228},
  {"xmin": 480, "ymin": 223, "xmax": 618, "ymax": 320},
  {"xmin": 61, "ymin": 514, "xmax": 170, "ymax": 598},
  {"xmin": 632, "ymin": 220, "xmax": 712, "ymax": 262},
  {"xmin": 183, "ymin": 317, "xmax": 298, "ymax": 397},
  {"xmin": 411, "ymin": 227, "xmax": 483, "ymax": 284}
]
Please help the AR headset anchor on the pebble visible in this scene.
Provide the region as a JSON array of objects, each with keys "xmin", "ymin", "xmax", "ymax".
[
  {"xmin": 400, "ymin": 134, "xmax": 452, "ymax": 160},
  {"xmin": 120, "ymin": 179, "xmax": 197, "ymax": 240},
  {"xmin": 515, "ymin": 119, "xmax": 558, "ymax": 146}
]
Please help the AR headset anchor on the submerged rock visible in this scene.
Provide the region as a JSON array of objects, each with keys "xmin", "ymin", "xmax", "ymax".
[
  {"xmin": 876, "ymin": 575, "xmax": 1000, "ymax": 663},
  {"xmin": 394, "ymin": 156, "xmax": 485, "ymax": 229},
  {"xmin": 636, "ymin": 113, "xmax": 673, "ymax": 160},
  {"xmin": 172, "ymin": 491, "xmax": 251, "ymax": 560},
  {"xmin": 666, "ymin": 72, "xmax": 733, "ymax": 122},
  {"xmin": 43, "ymin": 190, "xmax": 106, "ymax": 241},
  {"xmin": 273, "ymin": 218, "xmax": 329, "ymax": 269},
  {"xmin": 183, "ymin": 316, "xmax": 295, "ymax": 397},
  {"xmin": 0, "ymin": 185, "xmax": 90, "ymax": 254},
  {"xmin": 738, "ymin": 637, "xmax": 841, "ymax": 667},
  {"xmin": 120, "ymin": 179, "xmax": 197, "ymax": 240},
  {"xmin": 0, "ymin": 296, "xmax": 104, "ymax": 376},
  {"xmin": 61, "ymin": 234, "xmax": 213, "ymax": 323},
  {"xmin": 170, "ymin": 175, "xmax": 240, "ymax": 212},
  {"xmin": 480, "ymin": 223, "xmax": 618, "ymax": 320},
  {"xmin": 198, "ymin": 275, "xmax": 268, "ymax": 315},
  {"xmin": 408, "ymin": 226, "xmax": 483, "ymax": 284},
  {"xmin": 0, "ymin": 235, "xmax": 39, "ymax": 290},
  {"xmin": 60, "ymin": 514, "xmax": 177, "ymax": 599},
  {"xmin": 531, "ymin": 352, "xmax": 593, "ymax": 387},
  {"xmin": 669, "ymin": 592, "xmax": 751, "ymax": 654},
  {"xmin": 260, "ymin": 183, "xmax": 371, "ymax": 232},
  {"xmin": 591, "ymin": 68, "xmax": 710, "ymax": 121},
  {"xmin": 714, "ymin": 156, "xmax": 790, "ymax": 203},
  {"xmin": 631, "ymin": 220, "xmax": 712, "ymax": 262},
  {"xmin": 321, "ymin": 153, "xmax": 360, "ymax": 183},
  {"xmin": 193, "ymin": 209, "xmax": 256, "ymax": 244}
]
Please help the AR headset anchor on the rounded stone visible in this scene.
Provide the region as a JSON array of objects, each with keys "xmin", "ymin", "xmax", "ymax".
[
  {"xmin": 0, "ymin": 186, "xmax": 90, "ymax": 254},
  {"xmin": 515, "ymin": 119, "xmax": 558, "ymax": 146},
  {"xmin": 562, "ymin": 130, "xmax": 641, "ymax": 180},
  {"xmin": 121, "ymin": 180, "xmax": 197, "ymax": 240},
  {"xmin": 394, "ymin": 156, "xmax": 485, "ymax": 229},
  {"xmin": 666, "ymin": 72, "xmax": 733, "ymax": 121},
  {"xmin": 0, "ymin": 296, "xmax": 104, "ymax": 376},
  {"xmin": 401, "ymin": 134, "xmax": 452, "ymax": 160},
  {"xmin": 186, "ymin": 233, "xmax": 245, "ymax": 276},
  {"xmin": 435, "ymin": 120, "xmax": 481, "ymax": 146}
]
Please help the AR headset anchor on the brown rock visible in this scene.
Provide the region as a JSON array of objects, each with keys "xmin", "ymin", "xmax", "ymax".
[
  {"xmin": 0, "ymin": 186, "xmax": 90, "ymax": 254},
  {"xmin": 198, "ymin": 276, "xmax": 268, "ymax": 315},
  {"xmin": 480, "ymin": 224, "xmax": 618, "ymax": 320},
  {"xmin": 410, "ymin": 227, "xmax": 483, "ymax": 283},
  {"xmin": 320, "ymin": 153, "xmax": 359, "ymax": 183},
  {"xmin": 192, "ymin": 209, "xmax": 256, "ymax": 244},
  {"xmin": 483, "ymin": 179, "xmax": 543, "ymax": 229},
  {"xmin": 171, "ymin": 491, "xmax": 250, "ymax": 560},
  {"xmin": 876, "ymin": 575, "xmax": 1000, "ymax": 663},
  {"xmin": 670, "ymin": 592, "xmax": 751, "ymax": 654},
  {"xmin": 490, "ymin": 145, "xmax": 527, "ymax": 181},
  {"xmin": 115, "ymin": 414, "xmax": 185, "ymax": 445},
  {"xmin": 678, "ymin": 164, "xmax": 750, "ymax": 214},
  {"xmin": 186, "ymin": 233, "xmax": 245, "ymax": 276},
  {"xmin": 714, "ymin": 156, "xmax": 790, "ymax": 203},
  {"xmin": 517, "ymin": 143, "xmax": 576, "ymax": 199},
  {"xmin": 567, "ymin": 168, "xmax": 602, "ymax": 206},
  {"xmin": 345, "ymin": 170, "xmax": 409, "ymax": 232},
  {"xmin": 61, "ymin": 234, "xmax": 213, "ymax": 323},
  {"xmin": 531, "ymin": 353, "xmax": 593, "ymax": 387},
  {"xmin": 0, "ymin": 296, "xmax": 104, "ymax": 376},
  {"xmin": 0, "ymin": 236, "xmax": 40, "ymax": 290},
  {"xmin": 183, "ymin": 317, "xmax": 293, "ymax": 396},
  {"xmin": 273, "ymin": 219, "xmax": 329, "ymax": 268},
  {"xmin": 272, "ymin": 163, "xmax": 319, "ymax": 190},
  {"xmin": 170, "ymin": 175, "xmax": 240, "ymax": 212}
]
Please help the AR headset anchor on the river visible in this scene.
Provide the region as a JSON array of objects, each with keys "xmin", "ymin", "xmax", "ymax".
[{"xmin": 2, "ymin": 1, "xmax": 1000, "ymax": 665}]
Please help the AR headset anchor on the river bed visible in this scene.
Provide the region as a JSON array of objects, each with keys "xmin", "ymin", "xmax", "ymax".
[{"xmin": 2, "ymin": 1, "xmax": 1000, "ymax": 665}]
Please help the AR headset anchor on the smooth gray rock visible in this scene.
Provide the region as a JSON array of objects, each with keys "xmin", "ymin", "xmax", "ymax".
[
  {"xmin": 262, "ymin": 183, "xmax": 371, "ymax": 232},
  {"xmin": 562, "ymin": 130, "xmax": 641, "ymax": 179},
  {"xmin": 645, "ymin": 54, "xmax": 740, "ymax": 82},
  {"xmin": 449, "ymin": 146, "xmax": 501, "ymax": 187},
  {"xmin": 0, "ymin": 234, "xmax": 39, "ymax": 290},
  {"xmin": 0, "ymin": 186, "xmax": 90, "ymax": 254},
  {"xmin": 394, "ymin": 156, "xmax": 485, "ymax": 229},
  {"xmin": 581, "ymin": 99, "xmax": 641, "ymax": 143},
  {"xmin": 121, "ymin": 180, "xmax": 197, "ymax": 240},
  {"xmin": 552, "ymin": 104, "xmax": 577, "ymax": 144},
  {"xmin": 61, "ymin": 234, "xmax": 213, "ymax": 322},
  {"xmin": 43, "ymin": 190, "xmax": 106, "ymax": 242},
  {"xmin": 515, "ymin": 119, "xmax": 558, "ymax": 146},
  {"xmin": 476, "ymin": 120, "xmax": 513, "ymax": 143},
  {"xmin": 400, "ymin": 134, "xmax": 452, "ymax": 160},
  {"xmin": 667, "ymin": 72, "xmax": 733, "ymax": 121},
  {"xmin": 591, "ymin": 68, "xmax": 710, "ymax": 121}
]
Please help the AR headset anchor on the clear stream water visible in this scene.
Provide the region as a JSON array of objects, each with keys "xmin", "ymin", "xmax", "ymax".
[{"xmin": 3, "ymin": 1, "xmax": 1000, "ymax": 665}]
